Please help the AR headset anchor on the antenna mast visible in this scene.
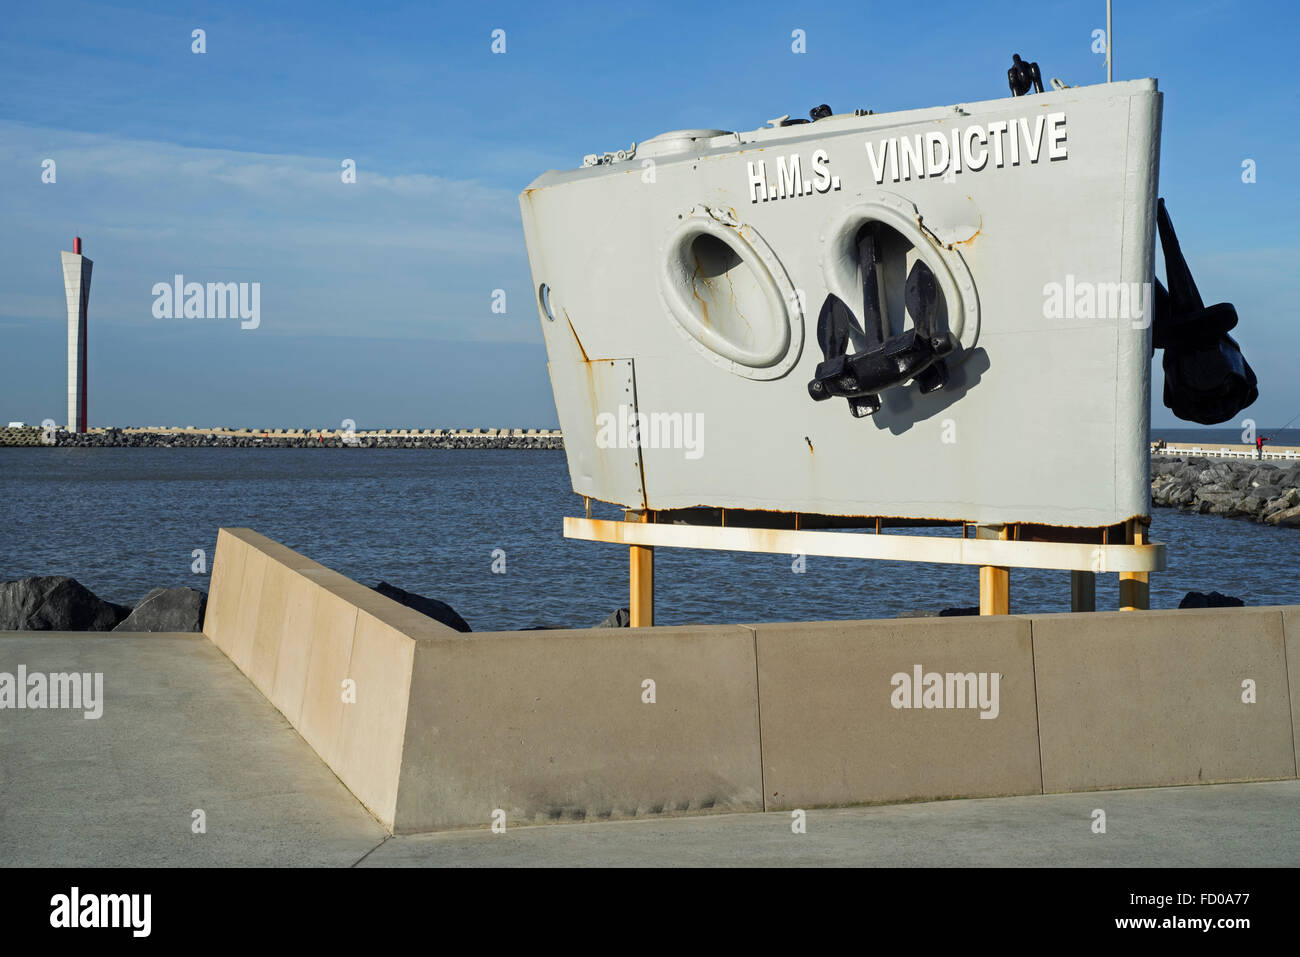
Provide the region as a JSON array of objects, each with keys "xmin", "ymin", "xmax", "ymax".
[{"xmin": 1107, "ymin": 0, "xmax": 1113, "ymax": 82}]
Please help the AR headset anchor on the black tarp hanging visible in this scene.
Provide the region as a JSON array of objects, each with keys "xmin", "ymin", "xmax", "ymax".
[{"xmin": 1151, "ymin": 198, "xmax": 1258, "ymax": 424}]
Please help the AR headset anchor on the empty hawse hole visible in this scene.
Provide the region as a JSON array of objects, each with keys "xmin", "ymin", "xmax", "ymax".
[
  {"xmin": 538, "ymin": 283, "xmax": 555, "ymax": 321},
  {"xmin": 848, "ymin": 222, "xmax": 949, "ymax": 340},
  {"xmin": 684, "ymin": 233, "xmax": 766, "ymax": 345}
]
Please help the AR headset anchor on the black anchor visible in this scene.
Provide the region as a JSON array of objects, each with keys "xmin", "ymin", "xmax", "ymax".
[
  {"xmin": 807, "ymin": 229, "xmax": 956, "ymax": 418},
  {"xmin": 1151, "ymin": 198, "xmax": 1257, "ymax": 424}
]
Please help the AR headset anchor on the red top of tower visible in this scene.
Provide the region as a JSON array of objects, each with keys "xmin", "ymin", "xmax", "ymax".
[{"xmin": 73, "ymin": 237, "xmax": 82, "ymax": 254}]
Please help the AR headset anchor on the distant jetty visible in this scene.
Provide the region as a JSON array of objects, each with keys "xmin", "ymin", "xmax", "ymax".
[
  {"xmin": 1151, "ymin": 441, "xmax": 1300, "ymax": 463},
  {"xmin": 3, "ymin": 429, "xmax": 1298, "ymax": 526},
  {"xmin": 0, "ymin": 425, "xmax": 563, "ymax": 450}
]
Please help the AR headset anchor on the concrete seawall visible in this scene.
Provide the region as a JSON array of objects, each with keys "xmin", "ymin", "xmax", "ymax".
[{"xmin": 203, "ymin": 528, "xmax": 1300, "ymax": 834}]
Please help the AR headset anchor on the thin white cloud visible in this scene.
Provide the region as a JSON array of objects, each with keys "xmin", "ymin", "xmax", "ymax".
[{"xmin": 0, "ymin": 121, "xmax": 539, "ymax": 341}]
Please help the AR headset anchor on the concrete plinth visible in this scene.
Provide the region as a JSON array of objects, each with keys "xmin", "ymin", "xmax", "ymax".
[{"xmin": 198, "ymin": 528, "xmax": 1300, "ymax": 834}]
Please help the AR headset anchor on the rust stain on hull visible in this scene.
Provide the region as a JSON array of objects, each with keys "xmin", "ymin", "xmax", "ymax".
[
  {"xmin": 952, "ymin": 214, "xmax": 983, "ymax": 248},
  {"xmin": 563, "ymin": 308, "xmax": 591, "ymax": 363}
]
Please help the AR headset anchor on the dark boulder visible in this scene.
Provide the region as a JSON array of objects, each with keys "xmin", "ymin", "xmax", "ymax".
[
  {"xmin": 372, "ymin": 581, "xmax": 471, "ymax": 632},
  {"xmin": 112, "ymin": 587, "xmax": 207, "ymax": 632},
  {"xmin": 1264, "ymin": 503, "xmax": 1300, "ymax": 528},
  {"xmin": 1178, "ymin": 591, "xmax": 1245, "ymax": 609},
  {"xmin": 1238, "ymin": 491, "xmax": 1275, "ymax": 516},
  {"xmin": 0, "ymin": 576, "xmax": 132, "ymax": 631},
  {"xmin": 897, "ymin": 607, "xmax": 979, "ymax": 618},
  {"xmin": 1169, "ymin": 482, "xmax": 1198, "ymax": 506},
  {"xmin": 593, "ymin": 608, "xmax": 631, "ymax": 628},
  {"xmin": 1245, "ymin": 465, "xmax": 1280, "ymax": 487},
  {"xmin": 1251, "ymin": 484, "xmax": 1284, "ymax": 503},
  {"xmin": 1194, "ymin": 489, "xmax": 1240, "ymax": 516}
]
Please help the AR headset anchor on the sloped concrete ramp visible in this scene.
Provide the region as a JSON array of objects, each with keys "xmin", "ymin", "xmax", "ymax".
[{"xmin": 0, "ymin": 632, "xmax": 386, "ymax": 867}]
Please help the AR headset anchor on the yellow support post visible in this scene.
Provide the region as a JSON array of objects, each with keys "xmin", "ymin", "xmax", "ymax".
[
  {"xmin": 1119, "ymin": 519, "xmax": 1149, "ymax": 611},
  {"xmin": 979, "ymin": 525, "xmax": 1011, "ymax": 615},
  {"xmin": 629, "ymin": 511, "xmax": 654, "ymax": 627}
]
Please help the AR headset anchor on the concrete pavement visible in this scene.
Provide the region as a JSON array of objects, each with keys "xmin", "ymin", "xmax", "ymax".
[
  {"xmin": 0, "ymin": 633, "xmax": 386, "ymax": 867},
  {"xmin": 359, "ymin": 780, "xmax": 1300, "ymax": 867},
  {"xmin": 2, "ymin": 632, "xmax": 1296, "ymax": 867}
]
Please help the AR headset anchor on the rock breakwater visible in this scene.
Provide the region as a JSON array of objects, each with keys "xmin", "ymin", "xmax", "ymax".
[
  {"xmin": 0, "ymin": 426, "xmax": 563, "ymax": 450},
  {"xmin": 1151, "ymin": 457, "xmax": 1300, "ymax": 526}
]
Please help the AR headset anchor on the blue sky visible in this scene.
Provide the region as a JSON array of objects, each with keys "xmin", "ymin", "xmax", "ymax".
[{"xmin": 1, "ymin": 0, "xmax": 1297, "ymax": 428}]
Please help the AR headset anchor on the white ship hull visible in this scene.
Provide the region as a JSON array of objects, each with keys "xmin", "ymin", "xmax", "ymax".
[{"xmin": 521, "ymin": 79, "xmax": 1161, "ymax": 528}]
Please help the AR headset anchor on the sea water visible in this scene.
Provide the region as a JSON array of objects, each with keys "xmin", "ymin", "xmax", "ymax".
[{"xmin": 1, "ymin": 447, "xmax": 1297, "ymax": 630}]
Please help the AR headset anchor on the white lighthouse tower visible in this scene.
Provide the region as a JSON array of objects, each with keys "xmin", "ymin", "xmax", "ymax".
[{"xmin": 61, "ymin": 236, "xmax": 92, "ymax": 433}]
